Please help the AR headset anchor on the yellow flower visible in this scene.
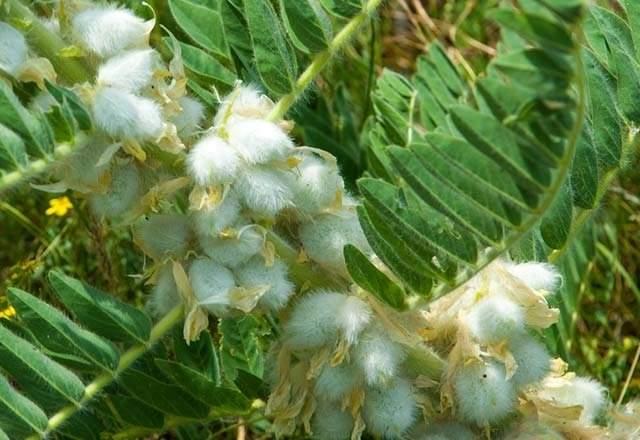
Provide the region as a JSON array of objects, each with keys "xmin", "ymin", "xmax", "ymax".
[
  {"xmin": 46, "ymin": 196, "xmax": 73, "ymax": 217},
  {"xmin": 0, "ymin": 305, "xmax": 16, "ymax": 319}
]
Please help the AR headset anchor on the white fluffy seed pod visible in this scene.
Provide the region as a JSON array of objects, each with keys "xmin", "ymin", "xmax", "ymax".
[
  {"xmin": 311, "ymin": 400, "xmax": 354, "ymax": 440},
  {"xmin": 93, "ymin": 87, "xmax": 164, "ymax": 140},
  {"xmin": 293, "ymin": 155, "xmax": 344, "ymax": 215},
  {"xmin": 509, "ymin": 334, "xmax": 550, "ymax": 388},
  {"xmin": 337, "ymin": 296, "xmax": 372, "ymax": 345},
  {"xmin": 299, "ymin": 211, "xmax": 371, "ymax": 273},
  {"xmin": 200, "ymin": 224, "xmax": 263, "ymax": 268},
  {"xmin": 236, "ymin": 167, "xmax": 294, "ymax": 218},
  {"xmin": 72, "ymin": 5, "xmax": 152, "ymax": 58},
  {"xmin": 187, "ymin": 135, "xmax": 240, "ymax": 187},
  {"xmin": 172, "ymin": 96, "xmax": 205, "ymax": 137},
  {"xmin": 285, "ymin": 290, "xmax": 346, "ymax": 350},
  {"xmin": 0, "ymin": 22, "xmax": 27, "ymax": 76},
  {"xmin": 97, "ymin": 49, "xmax": 158, "ymax": 93},
  {"xmin": 235, "ymin": 257, "xmax": 294, "ymax": 312},
  {"xmin": 453, "ymin": 359, "xmax": 516, "ymax": 425},
  {"xmin": 314, "ymin": 361, "xmax": 361, "ymax": 402},
  {"xmin": 188, "ymin": 258, "xmax": 236, "ymax": 316},
  {"xmin": 505, "ymin": 261, "xmax": 562, "ymax": 293},
  {"xmin": 539, "ymin": 376, "xmax": 606, "ymax": 425},
  {"xmin": 192, "ymin": 191, "xmax": 241, "ymax": 238},
  {"xmin": 354, "ymin": 326, "xmax": 405, "ymax": 386},
  {"xmin": 363, "ymin": 378, "xmax": 417, "ymax": 438},
  {"xmin": 134, "ymin": 214, "xmax": 192, "ymax": 261},
  {"xmin": 90, "ymin": 163, "xmax": 141, "ymax": 218},
  {"xmin": 59, "ymin": 139, "xmax": 110, "ymax": 191},
  {"xmin": 420, "ymin": 422, "xmax": 475, "ymax": 440},
  {"xmin": 465, "ymin": 295, "xmax": 525, "ymax": 344},
  {"xmin": 228, "ymin": 118, "xmax": 293, "ymax": 165},
  {"xmin": 147, "ymin": 264, "xmax": 181, "ymax": 318},
  {"xmin": 213, "ymin": 85, "xmax": 272, "ymax": 126}
]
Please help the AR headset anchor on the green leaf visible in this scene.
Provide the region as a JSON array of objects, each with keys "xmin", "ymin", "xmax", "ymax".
[
  {"xmin": 119, "ymin": 367, "xmax": 210, "ymax": 419},
  {"xmin": 490, "ymin": 9, "xmax": 574, "ymax": 52},
  {"xmin": 244, "ymin": 0, "xmax": 298, "ymax": 96},
  {"xmin": 8, "ymin": 288, "xmax": 119, "ymax": 371},
  {"xmin": 219, "ymin": 315, "xmax": 266, "ymax": 380},
  {"xmin": 0, "ymin": 374, "xmax": 47, "ymax": 438},
  {"xmin": 48, "ymin": 271, "xmax": 151, "ymax": 344},
  {"xmin": 45, "ymin": 81, "xmax": 92, "ymax": 131},
  {"xmin": 621, "ymin": 0, "xmax": 640, "ymax": 60},
  {"xmin": 280, "ymin": 0, "xmax": 332, "ymax": 53},
  {"xmin": 540, "ymin": 181, "xmax": 573, "ymax": 249},
  {"xmin": 0, "ymin": 323, "xmax": 85, "ymax": 407},
  {"xmin": 173, "ymin": 328, "xmax": 221, "ymax": 384},
  {"xmin": 163, "ymin": 37, "xmax": 236, "ymax": 86},
  {"xmin": 0, "ymin": 123, "xmax": 28, "ymax": 172},
  {"xmin": 319, "ymin": 0, "xmax": 361, "ymax": 18},
  {"xmin": 155, "ymin": 359, "xmax": 250, "ymax": 412},
  {"xmin": 344, "ymin": 244, "xmax": 407, "ymax": 309},
  {"xmin": 168, "ymin": 0, "xmax": 230, "ymax": 58},
  {"xmin": 108, "ymin": 395, "xmax": 165, "ymax": 429},
  {"xmin": 57, "ymin": 412, "xmax": 104, "ymax": 440}
]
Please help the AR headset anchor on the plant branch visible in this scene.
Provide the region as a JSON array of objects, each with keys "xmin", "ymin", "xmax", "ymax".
[
  {"xmin": 26, "ymin": 304, "xmax": 185, "ymax": 439},
  {"xmin": 266, "ymin": 0, "xmax": 385, "ymax": 122}
]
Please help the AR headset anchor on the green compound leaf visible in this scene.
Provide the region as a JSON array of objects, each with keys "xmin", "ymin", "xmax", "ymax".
[
  {"xmin": 279, "ymin": 0, "xmax": 332, "ymax": 54},
  {"xmin": 168, "ymin": 0, "xmax": 230, "ymax": 58},
  {"xmin": 0, "ymin": 375, "xmax": 47, "ymax": 439}
]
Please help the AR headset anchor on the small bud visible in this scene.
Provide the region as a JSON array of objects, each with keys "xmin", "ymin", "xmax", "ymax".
[
  {"xmin": 235, "ymin": 256, "xmax": 295, "ymax": 312},
  {"xmin": 311, "ymin": 400, "xmax": 354, "ymax": 440},
  {"xmin": 90, "ymin": 163, "xmax": 142, "ymax": 218},
  {"xmin": 0, "ymin": 22, "xmax": 28, "ymax": 76},
  {"xmin": 228, "ymin": 118, "xmax": 293, "ymax": 165},
  {"xmin": 199, "ymin": 223, "xmax": 263, "ymax": 268},
  {"xmin": 453, "ymin": 359, "xmax": 516, "ymax": 425},
  {"xmin": 93, "ymin": 87, "xmax": 164, "ymax": 141},
  {"xmin": 314, "ymin": 361, "xmax": 361, "ymax": 402},
  {"xmin": 72, "ymin": 6, "xmax": 153, "ymax": 58},
  {"xmin": 188, "ymin": 258, "xmax": 236, "ymax": 316},
  {"xmin": 236, "ymin": 167, "xmax": 294, "ymax": 218},
  {"xmin": 354, "ymin": 326, "xmax": 405, "ymax": 386},
  {"xmin": 172, "ymin": 96, "xmax": 205, "ymax": 137},
  {"xmin": 97, "ymin": 49, "xmax": 159, "ymax": 93},
  {"xmin": 509, "ymin": 334, "xmax": 550, "ymax": 388},
  {"xmin": 505, "ymin": 261, "xmax": 562, "ymax": 293},
  {"xmin": 187, "ymin": 135, "xmax": 241, "ymax": 186},
  {"xmin": 363, "ymin": 378, "xmax": 417, "ymax": 438},
  {"xmin": 465, "ymin": 295, "xmax": 525, "ymax": 344},
  {"xmin": 284, "ymin": 290, "xmax": 346, "ymax": 350},
  {"xmin": 293, "ymin": 155, "xmax": 344, "ymax": 215}
]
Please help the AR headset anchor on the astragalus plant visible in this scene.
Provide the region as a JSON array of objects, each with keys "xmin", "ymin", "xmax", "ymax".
[{"xmin": 0, "ymin": 0, "xmax": 639, "ymax": 439}]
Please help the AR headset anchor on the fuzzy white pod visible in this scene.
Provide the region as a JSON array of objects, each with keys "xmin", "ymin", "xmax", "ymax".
[
  {"xmin": 539, "ymin": 376, "xmax": 606, "ymax": 425},
  {"xmin": 453, "ymin": 359, "xmax": 516, "ymax": 425},
  {"xmin": 147, "ymin": 264, "xmax": 181, "ymax": 317},
  {"xmin": 134, "ymin": 214, "xmax": 192, "ymax": 260},
  {"xmin": 90, "ymin": 163, "xmax": 142, "ymax": 218},
  {"xmin": 200, "ymin": 224, "xmax": 263, "ymax": 268},
  {"xmin": 293, "ymin": 155, "xmax": 344, "ymax": 215},
  {"xmin": 314, "ymin": 361, "xmax": 361, "ymax": 402},
  {"xmin": 354, "ymin": 326, "xmax": 406, "ymax": 386},
  {"xmin": 465, "ymin": 294, "xmax": 525, "ymax": 344},
  {"xmin": 337, "ymin": 296, "xmax": 372, "ymax": 345},
  {"xmin": 509, "ymin": 334, "xmax": 550, "ymax": 388},
  {"xmin": 235, "ymin": 257, "xmax": 295, "ymax": 311},
  {"xmin": 299, "ymin": 211, "xmax": 371, "ymax": 273},
  {"xmin": 228, "ymin": 118, "xmax": 293, "ymax": 164},
  {"xmin": 188, "ymin": 258, "xmax": 236, "ymax": 316},
  {"xmin": 213, "ymin": 85, "xmax": 272, "ymax": 126},
  {"xmin": 0, "ymin": 22, "xmax": 27, "ymax": 76},
  {"xmin": 59, "ymin": 139, "xmax": 111, "ymax": 191},
  {"xmin": 93, "ymin": 87, "xmax": 164, "ymax": 140},
  {"xmin": 362, "ymin": 378, "xmax": 417, "ymax": 438},
  {"xmin": 172, "ymin": 96, "xmax": 205, "ymax": 137},
  {"xmin": 97, "ymin": 49, "xmax": 158, "ymax": 93},
  {"xmin": 192, "ymin": 191, "xmax": 242, "ymax": 238},
  {"xmin": 420, "ymin": 422, "xmax": 475, "ymax": 440},
  {"xmin": 311, "ymin": 400, "xmax": 354, "ymax": 440},
  {"xmin": 187, "ymin": 135, "xmax": 240, "ymax": 186},
  {"xmin": 284, "ymin": 290, "xmax": 346, "ymax": 350},
  {"xmin": 236, "ymin": 167, "xmax": 294, "ymax": 218},
  {"xmin": 72, "ymin": 6, "xmax": 152, "ymax": 58},
  {"xmin": 505, "ymin": 261, "xmax": 562, "ymax": 293}
]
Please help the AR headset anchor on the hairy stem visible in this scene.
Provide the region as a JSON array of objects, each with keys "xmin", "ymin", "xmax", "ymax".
[
  {"xmin": 3, "ymin": 0, "xmax": 92, "ymax": 83},
  {"xmin": 27, "ymin": 304, "xmax": 185, "ymax": 439},
  {"xmin": 266, "ymin": 0, "xmax": 385, "ymax": 122}
]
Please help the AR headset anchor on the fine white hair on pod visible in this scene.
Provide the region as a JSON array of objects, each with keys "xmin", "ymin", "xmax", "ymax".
[
  {"xmin": 336, "ymin": 295, "xmax": 372, "ymax": 345},
  {"xmin": 292, "ymin": 155, "xmax": 344, "ymax": 215},
  {"xmin": 191, "ymin": 191, "xmax": 242, "ymax": 239},
  {"xmin": 228, "ymin": 118, "xmax": 293, "ymax": 165},
  {"xmin": 509, "ymin": 333, "xmax": 551, "ymax": 388},
  {"xmin": 235, "ymin": 256, "xmax": 295, "ymax": 311},
  {"xmin": 188, "ymin": 257, "xmax": 236, "ymax": 317},
  {"xmin": 362, "ymin": 378, "xmax": 417, "ymax": 438},
  {"xmin": 354, "ymin": 325, "xmax": 406, "ymax": 386},
  {"xmin": 453, "ymin": 359, "xmax": 516, "ymax": 425},
  {"xmin": 97, "ymin": 49, "xmax": 158, "ymax": 93},
  {"xmin": 465, "ymin": 294, "xmax": 525, "ymax": 344},
  {"xmin": 72, "ymin": 5, "xmax": 152, "ymax": 58},
  {"xmin": 538, "ymin": 376, "xmax": 607, "ymax": 425},
  {"xmin": 314, "ymin": 360, "xmax": 362, "ymax": 402},
  {"xmin": 187, "ymin": 135, "xmax": 241, "ymax": 187},
  {"xmin": 311, "ymin": 399, "xmax": 354, "ymax": 440},
  {"xmin": 236, "ymin": 167, "xmax": 295, "ymax": 218},
  {"xmin": 147, "ymin": 264, "xmax": 181, "ymax": 318},
  {"xmin": 89, "ymin": 162, "xmax": 142, "ymax": 218},
  {"xmin": 172, "ymin": 96, "xmax": 205, "ymax": 137},
  {"xmin": 505, "ymin": 261, "xmax": 562, "ymax": 293},
  {"xmin": 0, "ymin": 22, "xmax": 28, "ymax": 76},
  {"xmin": 199, "ymin": 223, "xmax": 264, "ymax": 269}
]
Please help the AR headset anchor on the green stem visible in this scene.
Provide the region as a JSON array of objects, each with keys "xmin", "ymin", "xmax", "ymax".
[
  {"xmin": 27, "ymin": 304, "xmax": 185, "ymax": 439},
  {"xmin": 266, "ymin": 0, "xmax": 385, "ymax": 122},
  {"xmin": 3, "ymin": 0, "xmax": 92, "ymax": 83}
]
